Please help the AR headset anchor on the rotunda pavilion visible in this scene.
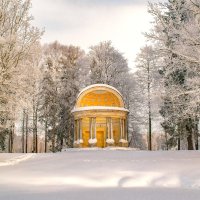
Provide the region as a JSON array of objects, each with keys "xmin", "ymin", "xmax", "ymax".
[{"xmin": 72, "ymin": 84, "xmax": 129, "ymax": 148}]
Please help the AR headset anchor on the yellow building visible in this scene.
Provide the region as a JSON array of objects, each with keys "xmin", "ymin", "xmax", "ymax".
[{"xmin": 72, "ymin": 84, "xmax": 129, "ymax": 148}]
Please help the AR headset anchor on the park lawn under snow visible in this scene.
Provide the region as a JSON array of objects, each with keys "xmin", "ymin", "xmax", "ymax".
[{"xmin": 0, "ymin": 149, "xmax": 200, "ymax": 200}]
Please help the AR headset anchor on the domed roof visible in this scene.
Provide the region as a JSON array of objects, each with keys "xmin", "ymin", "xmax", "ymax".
[
  {"xmin": 77, "ymin": 84, "xmax": 123, "ymax": 99},
  {"xmin": 72, "ymin": 84, "xmax": 128, "ymax": 113}
]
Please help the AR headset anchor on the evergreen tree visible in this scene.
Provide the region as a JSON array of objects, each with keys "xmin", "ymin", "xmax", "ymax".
[
  {"xmin": 58, "ymin": 46, "xmax": 83, "ymax": 149},
  {"xmin": 38, "ymin": 61, "xmax": 59, "ymax": 152}
]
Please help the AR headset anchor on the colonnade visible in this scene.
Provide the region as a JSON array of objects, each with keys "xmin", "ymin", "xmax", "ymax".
[{"xmin": 74, "ymin": 117, "xmax": 127, "ymax": 147}]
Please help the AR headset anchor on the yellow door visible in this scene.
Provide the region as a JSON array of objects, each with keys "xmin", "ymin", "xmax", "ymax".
[
  {"xmin": 82, "ymin": 131, "xmax": 90, "ymax": 147},
  {"xmin": 97, "ymin": 131, "xmax": 105, "ymax": 148}
]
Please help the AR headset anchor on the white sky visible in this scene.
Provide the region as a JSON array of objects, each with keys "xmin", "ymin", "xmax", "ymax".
[{"xmin": 30, "ymin": 0, "xmax": 163, "ymax": 71}]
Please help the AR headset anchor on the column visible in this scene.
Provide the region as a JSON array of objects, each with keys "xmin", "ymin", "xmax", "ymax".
[
  {"xmin": 110, "ymin": 118, "xmax": 113, "ymax": 139},
  {"xmin": 122, "ymin": 119, "xmax": 124, "ymax": 139},
  {"xmin": 108, "ymin": 118, "xmax": 110, "ymax": 139},
  {"xmin": 125, "ymin": 118, "xmax": 128, "ymax": 141},
  {"xmin": 106, "ymin": 117, "xmax": 114, "ymax": 145},
  {"xmin": 77, "ymin": 119, "xmax": 80, "ymax": 141},
  {"xmin": 94, "ymin": 118, "xmax": 96, "ymax": 139},
  {"xmin": 93, "ymin": 117, "xmax": 97, "ymax": 145},
  {"xmin": 120, "ymin": 119, "xmax": 123, "ymax": 140},
  {"xmin": 79, "ymin": 119, "xmax": 82, "ymax": 140},
  {"xmin": 120, "ymin": 118, "xmax": 128, "ymax": 146},
  {"xmin": 109, "ymin": 118, "xmax": 111, "ymax": 139},
  {"xmin": 106, "ymin": 117, "xmax": 109, "ymax": 139},
  {"xmin": 106, "ymin": 118, "xmax": 109, "ymax": 145},
  {"xmin": 88, "ymin": 117, "xmax": 97, "ymax": 146},
  {"xmin": 125, "ymin": 118, "xmax": 128, "ymax": 146},
  {"xmin": 74, "ymin": 120, "xmax": 77, "ymax": 143},
  {"xmin": 89, "ymin": 117, "xmax": 92, "ymax": 139}
]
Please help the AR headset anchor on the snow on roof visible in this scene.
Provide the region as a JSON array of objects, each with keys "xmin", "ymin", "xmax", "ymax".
[
  {"xmin": 72, "ymin": 106, "xmax": 129, "ymax": 113},
  {"xmin": 77, "ymin": 84, "xmax": 123, "ymax": 99}
]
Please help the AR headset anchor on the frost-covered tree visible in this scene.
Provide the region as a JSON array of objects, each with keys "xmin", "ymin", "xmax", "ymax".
[
  {"xmin": 38, "ymin": 42, "xmax": 85, "ymax": 152},
  {"xmin": 146, "ymin": 0, "xmax": 199, "ymax": 150},
  {"xmin": 88, "ymin": 41, "xmax": 130, "ymax": 106},
  {"xmin": 38, "ymin": 42, "xmax": 62, "ymax": 152},
  {"xmin": 18, "ymin": 43, "xmax": 42, "ymax": 153},
  {"xmin": 0, "ymin": 0, "xmax": 42, "ymax": 152},
  {"xmin": 135, "ymin": 45, "xmax": 161, "ymax": 150},
  {"xmin": 16, "ymin": 51, "xmax": 42, "ymax": 154},
  {"xmin": 38, "ymin": 63, "xmax": 59, "ymax": 153},
  {"xmin": 58, "ymin": 45, "xmax": 84, "ymax": 149}
]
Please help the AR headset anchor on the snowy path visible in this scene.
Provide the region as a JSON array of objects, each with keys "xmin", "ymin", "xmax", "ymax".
[{"xmin": 0, "ymin": 150, "xmax": 200, "ymax": 200}]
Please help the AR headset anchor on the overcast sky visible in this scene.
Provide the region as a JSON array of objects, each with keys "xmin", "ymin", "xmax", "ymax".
[{"xmin": 31, "ymin": 0, "xmax": 163, "ymax": 71}]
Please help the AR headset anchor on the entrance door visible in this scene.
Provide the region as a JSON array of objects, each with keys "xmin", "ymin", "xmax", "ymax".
[
  {"xmin": 97, "ymin": 131, "xmax": 105, "ymax": 148},
  {"xmin": 82, "ymin": 131, "xmax": 90, "ymax": 147}
]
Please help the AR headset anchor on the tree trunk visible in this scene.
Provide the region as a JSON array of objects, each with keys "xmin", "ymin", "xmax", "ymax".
[
  {"xmin": 148, "ymin": 112, "xmax": 152, "ymax": 151},
  {"xmin": 32, "ymin": 108, "xmax": 35, "ymax": 153},
  {"xmin": 8, "ymin": 130, "xmax": 11, "ymax": 153},
  {"xmin": 177, "ymin": 137, "xmax": 180, "ymax": 150},
  {"xmin": 22, "ymin": 109, "xmax": 25, "ymax": 153},
  {"xmin": 32, "ymin": 103, "xmax": 38, "ymax": 153},
  {"xmin": 52, "ymin": 134, "xmax": 55, "ymax": 152},
  {"xmin": 187, "ymin": 134, "xmax": 194, "ymax": 150},
  {"xmin": 44, "ymin": 118, "xmax": 48, "ymax": 153},
  {"xmin": 8, "ymin": 130, "xmax": 12, "ymax": 153},
  {"xmin": 8, "ymin": 123, "xmax": 14, "ymax": 153},
  {"xmin": 35, "ymin": 108, "xmax": 38, "ymax": 153},
  {"xmin": 195, "ymin": 137, "xmax": 198, "ymax": 150},
  {"xmin": 147, "ymin": 62, "xmax": 152, "ymax": 151},
  {"xmin": 194, "ymin": 118, "xmax": 199, "ymax": 150},
  {"xmin": 165, "ymin": 132, "xmax": 168, "ymax": 150},
  {"xmin": 11, "ymin": 123, "xmax": 14, "ymax": 152},
  {"xmin": 51, "ymin": 123, "xmax": 56, "ymax": 152},
  {"xmin": 25, "ymin": 112, "xmax": 28, "ymax": 153},
  {"xmin": 186, "ymin": 118, "xmax": 194, "ymax": 150},
  {"xmin": 60, "ymin": 137, "xmax": 63, "ymax": 151}
]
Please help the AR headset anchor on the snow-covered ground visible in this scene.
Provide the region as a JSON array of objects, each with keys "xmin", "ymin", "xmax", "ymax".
[
  {"xmin": 0, "ymin": 149, "xmax": 200, "ymax": 200},
  {"xmin": 0, "ymin": 153, "xmax": 34, "ymax": 166}
]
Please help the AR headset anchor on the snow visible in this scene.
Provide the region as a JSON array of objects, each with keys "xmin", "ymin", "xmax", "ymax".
[
  {"xmin": 72, "ymin": 106, "xmax": 129, "ymax": 113},
  {"xmin": 0, "ymin": 150, "xmax": 200, "ymax": 200},
  {"xmin": 0, "ymin": 154, "xmax": 34, "ymax": 166},
  {"xmin": 119, "ymin": 139, "xmax": 128, "ymax": 143},
  {"xmin": 106, "ymin": 138, "xmax": 115, "ymax": 144},
  {"xmin": 77, "ymin": 84, "xmax": 123, "ymax": 99},
  {"xmin": 88, "ymin": 138, "xmax": 97, "ymax": 144},
  {"xmin": 74, "ymin": 139, "xmax": 84, "ymax": 145}
]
